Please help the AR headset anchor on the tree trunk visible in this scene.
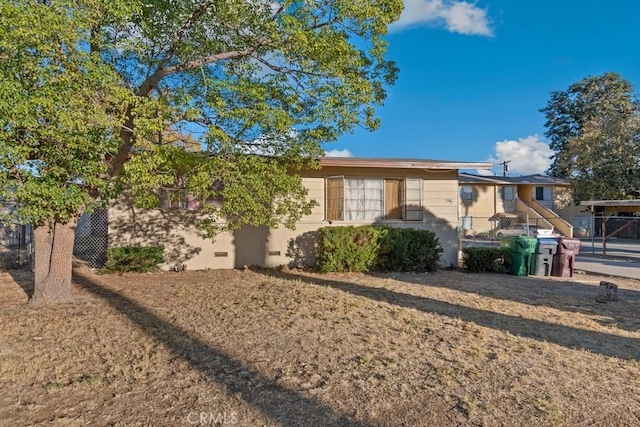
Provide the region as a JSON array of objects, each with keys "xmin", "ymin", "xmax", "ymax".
[{"xmin": 30, "ymin": 220, "xmax": 77, "ymax": 306}]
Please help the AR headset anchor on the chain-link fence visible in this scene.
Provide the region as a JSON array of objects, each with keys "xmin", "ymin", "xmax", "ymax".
[
  {"xmin": 0, "ymin": 207, "xmax": 108, "ymax": 270},
  {"xmin": 459, "ymin": 215, "xmax": 557, "ymax": 248},
  {"xmin": 461, "ymin": 213, "xmax": 640, "ymax": 249},
  {"xmin": 0, "ymin": 220, "xmax": 33, "ymax": 269},
  {"xmin": 594, "ymin": 216, "xmax": 640, "ymax": 239},
  {"xmin": 73, "ymin": 208, "xmax": 109, "ymax": 268}
]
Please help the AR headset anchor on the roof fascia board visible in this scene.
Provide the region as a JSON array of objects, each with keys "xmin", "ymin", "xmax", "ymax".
[{"xmin": 320, "ymin": 158, "xmax": 493, "ymax": 170}]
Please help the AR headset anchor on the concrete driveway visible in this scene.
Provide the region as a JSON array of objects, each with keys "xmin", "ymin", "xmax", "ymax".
[{"xmin": 576, "ymin": 239, "xmax": 640, "ymax": 280}]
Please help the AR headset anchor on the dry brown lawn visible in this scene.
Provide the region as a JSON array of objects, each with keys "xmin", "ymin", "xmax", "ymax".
[{"xmin": 1, "ymin": 264, "xmax": 640, "ymax": 426}]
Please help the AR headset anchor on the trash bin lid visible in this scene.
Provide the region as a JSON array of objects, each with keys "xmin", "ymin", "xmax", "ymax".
[
  {"xmin": 514, "ymin": 235, "xmax": 538, "ymax": 251},
  {"xmin": 537, "ymin": 238, "xmax": 558, "ymax": 245},
  {"xmin": 559, "ymin": 238, "xmax": 581, "ymax": 250},
  {"xmin": 499, "ymin": 236, "xmax": 517, "ymax": 249}
]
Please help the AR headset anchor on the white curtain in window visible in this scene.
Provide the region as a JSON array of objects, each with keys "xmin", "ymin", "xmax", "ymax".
[
  {"xmin": 345, "ymin": 178, "xmax": 383, "ymax": 220},
  {"xmin": 364, "ymin": 179, "xmax": 383, "ymax": 220},
  {"xmin": 345, "ymin": 178, "xmax": 364, "ymax": 220}
]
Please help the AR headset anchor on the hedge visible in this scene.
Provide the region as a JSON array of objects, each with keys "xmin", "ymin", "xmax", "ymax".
[
  {"xmin": 461, "ymin": 247, "xmax": 511, "ymax": 273},
  {"xmin": 101, "ymin": 246, "xmax": 164, "ymax": 274},
  {"xmin": 317, "ymin": 226, "xmax": 442, "ymax": 273}
]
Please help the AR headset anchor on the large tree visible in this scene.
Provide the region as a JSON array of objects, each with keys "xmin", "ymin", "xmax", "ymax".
[
  {"xmin": 540, "ymin": 72, "xmax": 640, "ymax": 201},
  {"xmin": 0, "ymin": 0, "xmax": 402, "ymax": 305}
]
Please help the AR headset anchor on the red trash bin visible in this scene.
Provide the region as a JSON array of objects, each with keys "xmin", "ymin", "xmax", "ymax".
[{"xmin": 551, "ymin": 238, "xmax": 581, "ymax": 277}]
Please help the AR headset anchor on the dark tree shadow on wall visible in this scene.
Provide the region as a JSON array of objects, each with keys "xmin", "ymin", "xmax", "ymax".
[
  {"xmin": 286, "ymin": 230, "xmax": 321, "ymax": 268},
  {"xmin": 372, "ymin": 205, "xmax": 461, "ymax": 269},
  {"xmin": 108, "ymin": 195, "xmax": 204, "ymax": 270},
  {"xmin": 232, "ymin": 225, "xmax": 268, "ymax": 269}
]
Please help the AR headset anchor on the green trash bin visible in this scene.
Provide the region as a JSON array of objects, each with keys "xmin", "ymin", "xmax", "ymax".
[{"xmin": 500, "ymin": 235, "xmax": 538, "ymax": 276}]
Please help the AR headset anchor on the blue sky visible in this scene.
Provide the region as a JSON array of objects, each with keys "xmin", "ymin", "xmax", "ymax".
[{"xmin": 324, "ymin": 0, "xmax": 640, "ymax": 176}]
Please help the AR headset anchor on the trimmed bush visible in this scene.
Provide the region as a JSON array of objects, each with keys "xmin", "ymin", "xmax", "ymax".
[
  {"xmin": 317, "ymin": 226, "xmax": 442, "ymax": 273},
  {"xmin": 317, "ymin": 226, "xmax": 382, "ymax": 273},
  {"xmin": 462, "ymin": 247, "xmax": 511, "ymax": 273},
  {"xmin": 101, "ymin": 246, "xmax": 164, "ymax": 274},
  {"xmin": 377, "ymin": 227, "xmax": 442, "ymax": 272}
]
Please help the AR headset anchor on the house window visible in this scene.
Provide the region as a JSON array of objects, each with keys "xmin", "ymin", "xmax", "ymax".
[
  {"xmin": 500, "ymin": 186, "xmax": 515, "ymax": 201},
  {"xmin": 535, "ymin": 186, "xmax": 551, "ymax": 201},
  {"xmin": 159, "ymin": 188, "xmax": 200, "ymax": 210},
  {"xmin": 326, "ymin": 177, "xmax": 423, "ymax": 221},
  {"xmin": 402, "ymin": 178, "xmax": 423, "ymax": 221},
  {"xmin": 461, "ymin": 216, "xmax": 473, "ymax": 230},
  {"xmin": 345, "ymin": 178, "xmax": 384, "ymax": 220},
  {"xmin": 326, "ymin": 177, "xmax": 344, "ymax": 221},
  {"xmin": 385, "ymin": 179, "xmax": 403, "ymax": 219},
  {"xmin": 460, "ymin": 186, "xmax": 473, "ymax": 201}
]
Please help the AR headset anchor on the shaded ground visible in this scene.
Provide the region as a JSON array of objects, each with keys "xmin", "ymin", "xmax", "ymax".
[{"xmin": 1, "ymin": 265, "xmax": 640, "ymax": 426}]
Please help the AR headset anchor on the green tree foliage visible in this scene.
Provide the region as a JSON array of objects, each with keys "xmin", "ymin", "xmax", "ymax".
[
  {"xmin": 540, "ymin": 72, "xmax": 640, "ymax": 201},
  {"xmin": 0, "ymin": 0, "xmax": 131, "ymax": 226},
  {"xmin": 0, "ymin": 0, "xmax": 402, "ymax": 304}
]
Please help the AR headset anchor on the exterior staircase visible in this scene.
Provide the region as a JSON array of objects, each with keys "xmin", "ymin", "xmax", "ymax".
[{"xmin": 515, "ymin": 197, "xmax": 574, "ymax": 237}]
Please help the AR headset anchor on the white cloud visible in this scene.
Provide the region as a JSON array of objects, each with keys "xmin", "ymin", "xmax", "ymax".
[
  {"xmin": 475, "ymin": 168, "xmax": 494, "ymax": 177},
  {"xmin": 391, "ymin": 0, "xmax": 493, "ymax": 36},
  {"xmin": 324, "ymin": 149, "xmax": 353, "ymax": 157},
  {"xmin": 478, "ymin": 135, "xmax": 553, "ymax": 176}
]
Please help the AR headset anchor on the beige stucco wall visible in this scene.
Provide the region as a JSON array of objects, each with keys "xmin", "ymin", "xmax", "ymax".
[
  {"xmin": 108, "ymin": 167, "xmax": 463, "ymax": 270},
  {"xmin": 519, "ymin": 184, "xmax": 573, "ymax": 210},
  {"xmin": 458, "ymin": 184, "xmax": 524, "ymax": 234},
  {"xmin": 457, "ymin": 182, "xmax": 579, "ymax": 237},
  {"xmin": 459, "ymin": 184, "xmax": 497, "ymax": 234},
  {"xmin": 518, "ymin": 185, "xmax": 533, "ymax": 203}
]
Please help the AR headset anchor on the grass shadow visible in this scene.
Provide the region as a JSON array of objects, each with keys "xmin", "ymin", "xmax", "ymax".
[
  {"xmin": 259, "ymin": 269, "xmax": 640, "ymax": 361},
  {"xmin": 388, "ymin": 271, "xmax": 640, "ymax": 332},
  {"xmin": 68, "ymin": 269, "xmax": 364, "ymax": 427},
  {"xmin": 6, "ymin": 267, "xmax": 34, "ymax": 299}
]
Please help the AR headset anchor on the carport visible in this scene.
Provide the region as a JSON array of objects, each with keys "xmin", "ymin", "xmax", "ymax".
[{"xmin": 580, "ymin": 200, "xmax": 640, "ymax": 256}]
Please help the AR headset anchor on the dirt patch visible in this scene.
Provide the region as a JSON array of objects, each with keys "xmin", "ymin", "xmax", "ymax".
[{"xmin": 1, "ymin": 266, "xmax": 639, "ymax": 426}]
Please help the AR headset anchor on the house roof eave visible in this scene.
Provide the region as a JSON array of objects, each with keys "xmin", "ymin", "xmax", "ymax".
[{"xmin": 320, "ymin": 157, "xmax": 493, "ymax": 170}]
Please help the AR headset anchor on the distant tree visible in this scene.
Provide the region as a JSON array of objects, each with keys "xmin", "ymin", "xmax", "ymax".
[
  {"xmin": 540, "ymin": 72, "xmax": 640, "ymax": 201},
  {"xmin": 0, "ymin": 0, "xmax": 402, "ymax": 305}
]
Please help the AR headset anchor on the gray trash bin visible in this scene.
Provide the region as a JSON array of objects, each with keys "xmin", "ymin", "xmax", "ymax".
[{"xmin": 533, "ymin": 238, "xmax": 558, "ymax": 276}]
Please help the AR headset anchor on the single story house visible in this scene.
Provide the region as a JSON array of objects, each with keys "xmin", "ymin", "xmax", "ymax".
[{"xmin": 104, "ymin": 157, "xmax": 492, "ymax": 270}]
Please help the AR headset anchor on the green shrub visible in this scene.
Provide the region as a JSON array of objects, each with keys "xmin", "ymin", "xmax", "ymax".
[
  {"xmin": 462, "ymin": 247, "xmax": 511, "ymax": 273},
  {"xmin": 377, "ymin": 227, "xmax": 442, "ymax": 272},
  {"xmin": 101, "ymin": 246, "xmax": 164, "ymax": 274},
  {"xmin": 317, "ymin": 226, "xmax": 382, "ymax": 273},
  {"xmin": 317, "ymin": 226, "xmax": 442, "ymax": 273}
]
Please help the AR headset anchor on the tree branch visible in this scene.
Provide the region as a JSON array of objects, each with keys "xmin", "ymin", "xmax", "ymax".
[{"xmin": 165, "ymin": 38, "xmax": 270, "ymax": 74}]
